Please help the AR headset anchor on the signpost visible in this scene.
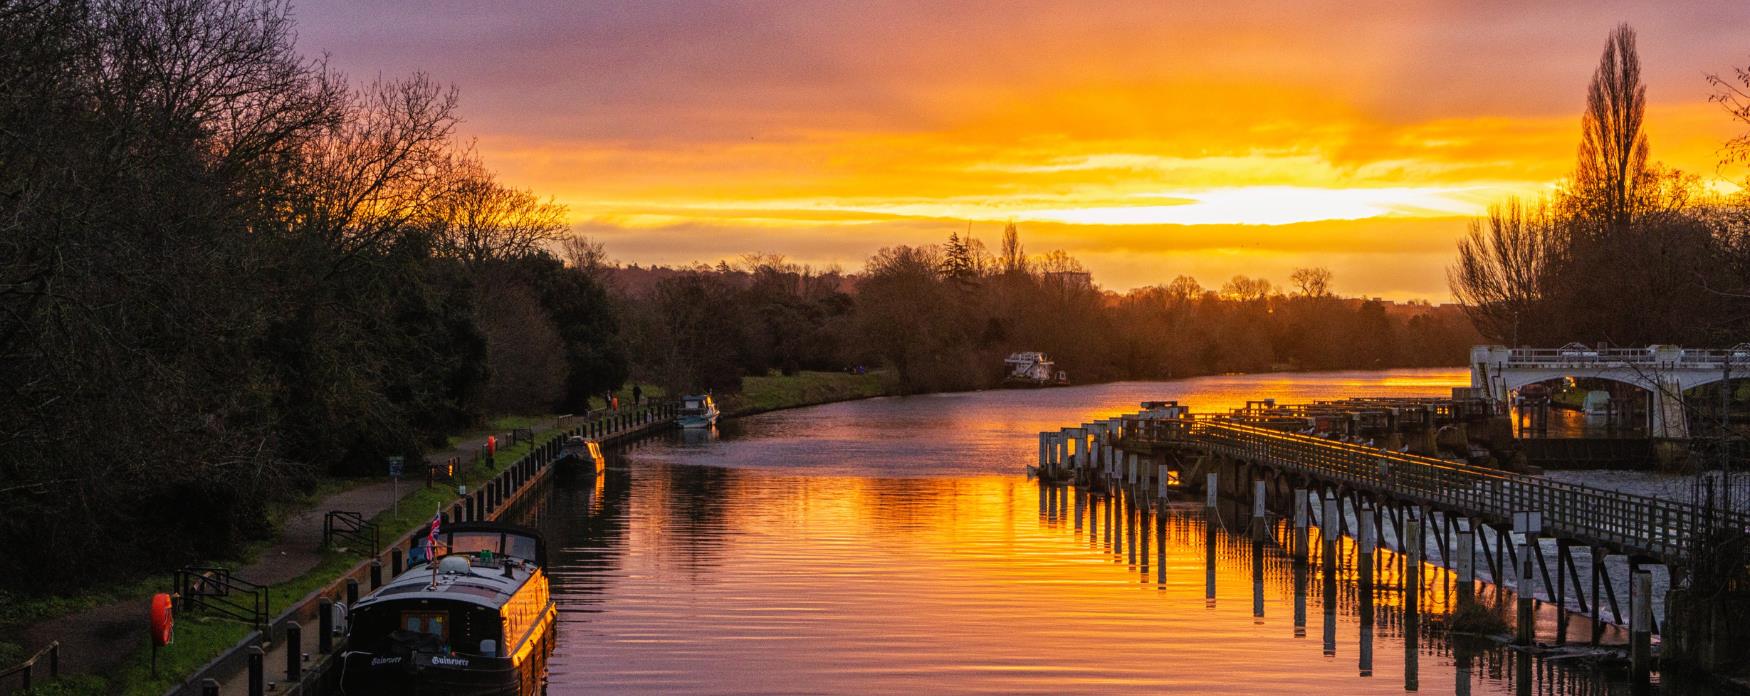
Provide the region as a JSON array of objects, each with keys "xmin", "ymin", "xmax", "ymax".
[{"xmin": 388, "ymin": 456, "xmax": 405, "ymax": 516}]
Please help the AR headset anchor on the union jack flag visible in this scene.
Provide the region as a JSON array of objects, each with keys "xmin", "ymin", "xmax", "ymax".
[{"xmin": 426, "ymin": 508, "xmax": 442, "ymax": 554}]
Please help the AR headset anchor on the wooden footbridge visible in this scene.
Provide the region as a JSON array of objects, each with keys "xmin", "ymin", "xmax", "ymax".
[{"xmin": 1037, "ymin": 406, "xmax": 1750, "ymax": 645}]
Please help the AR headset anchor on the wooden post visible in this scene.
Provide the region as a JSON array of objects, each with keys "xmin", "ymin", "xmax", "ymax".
[
  {"xmin": 1293, "ymin": 488, "xmax": 1309, "ymax": 562},
  {"xmin": 1252, "ymin": 479, "xmax": 1267, "ymax": 540},
  {"xmin": 1358, "ymin": 500, "xmax": 1376, "ymax": 598},
  {"xmin": 370, "ymin": 560, "xmax": 382, "ymax": 590},
  {"xmin": 1630, "ymin": 570, "xmax": 1652, "ymax": 691},
  {"xmin": 1157, "ymin": 464, "xmax": 1168, "ymax": 499},
  {"xmin": 1516, "ymin": 541, "xmax": 1535, "ymax": 646},
  {"xmin": 1321, "ymin": 490, "xmax": 1339, "ymax": 553},
  {"xmin": 1128, "ymin": 452, "xmax": 1140, "ymax": 486},
  {"xmin": 346, "ymin": 578, "xmax": 359, "ymax": 610},
  {"xmin": 284, "ymin": 621, "xmax": 302, "ymax": 682},
  {"xmin": 1406, "ymin": 512, "xmax": 1423, "ymax": 616},
  {"xmin": 202, "ymin": 679, "xmax": 220, "ymax": 696},
  {"xmin": 391, "ymin": 547, "xmax": 402, "ymax": 576},
  {"xmin": 1456, "ymin": 524, "xmax": 1476, "ymax": 605}
]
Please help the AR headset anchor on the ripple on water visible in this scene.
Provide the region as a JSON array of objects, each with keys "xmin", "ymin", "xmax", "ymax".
[{"xmin": 512, "ymin": 371, "xmax": 1696, "ymax": 695}]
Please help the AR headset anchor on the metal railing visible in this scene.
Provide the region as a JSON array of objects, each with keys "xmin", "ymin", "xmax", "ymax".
[
  {"xmin": 322, "ymin": 510, "xmax": 379, "ymax": 558},
  {"xmin": 175, "ymin": 566, "xmax": 270, "ymax": 628},
  {"xmin": 1502, "ymin": 345, "xmax": 1750, "ymax": 368},
  {"xmin": 0, "ymin": 641, "xmax": 58, "ymax": 691},
  {"xmin": 1157, "ymin": 419, "xmax": 1750, "ymax": 563}
]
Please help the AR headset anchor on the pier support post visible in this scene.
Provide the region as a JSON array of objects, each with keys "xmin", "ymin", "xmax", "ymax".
[
  {"xmin": 1206, "ymin": 473, "xmax": 1219, "ymax": 510},
  {"xmin": 1516, "ymin": 541, "xmax": 1535, "ymax": 646},
  {"xmin": 1128, "ymin": 453, "xmax": 1139, "ymax": 486},
  {"xmin": 1406, "ymin": 511, "xmax": 1423, "ymax": 616},
  {"xmin": 1631, "ymin": 570, "xmax": 1652, "ymax": 692},
  {"xmin": 1251, "ymin": 479, "xmax": 1267, "ymax": 540},
  {"xmin": 1457, "ymin": 523, "xmax": 1476, "ymax": 605},
  {"xmin": 1157, "ymin": 464, "xmax": 1168, "ymax": 499},
  {"xmin": 1358, "ymin": 500, "xmax": 1376, "ymax": 598},
  {"xmin": 1292, "ymin": 488, "xmax": 1309, "ymax": 562},
  {"xmin": 1320, "ymin": 490, "xmax": 1339, "ymax": 553},
  {"xmin": 284, "ymin": 621, "xmax": 302, "ymax": 683}
]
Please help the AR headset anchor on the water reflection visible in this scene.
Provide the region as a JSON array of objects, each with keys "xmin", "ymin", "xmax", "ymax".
[
  {"xmin": 498, "ymin": 369, "xmax": 1716, "ymax": 694},
  {"xmin": 510, "ymin": 460, "xmax": 1708, "ymax": 694}
]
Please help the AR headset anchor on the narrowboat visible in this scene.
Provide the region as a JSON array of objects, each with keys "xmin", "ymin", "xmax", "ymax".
[
  {"xmin": 677, "ymin": 394, "xmax": 719, "ymax": 429},
  {"xmin": 340, "ymin": 522, "xmax": 557, "ymax": 695},
  {"xmin": 555, "ymin": 435, "xmax": 605, "ymax": 476}
]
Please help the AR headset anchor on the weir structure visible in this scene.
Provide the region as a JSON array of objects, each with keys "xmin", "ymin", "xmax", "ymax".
[
  {"xmin": 1471, "ymin": 344, "xmax": 1750, "ymax": 439},
  {"xmin": 1036, "ymin": 401, "xmax": 1750, "ymax": 683}
]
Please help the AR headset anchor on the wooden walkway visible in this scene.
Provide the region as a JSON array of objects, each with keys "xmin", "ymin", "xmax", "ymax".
[{"xmin": 1158, "ymin": 419, "xmax": 1747, "ymax": 565}]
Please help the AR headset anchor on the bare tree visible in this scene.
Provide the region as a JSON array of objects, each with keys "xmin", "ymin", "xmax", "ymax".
[
  {"xmin": 1289, "ymin": 267, "xmax": 1333, "ymax": 298},
  {"xmin": 999, "ymin": 221, "xmax": 1027, "ymax": 275},
  {"xmin": 1572, "ymin": 23, "xmax": 1650, "ymax": 233},
  {"xmin": 1220, "ymin": 275, "xmax": 1273, "ymax": 302},
  {"xmin": 427, "ymin": 151, "xmax": 568, "ymax": 270},
  {"xmin": 1448, "ymin": 197, "xmax": 1560, "ymax": 344},
  {"xmin": 559, "ymin": 233, "xmax": 611, "ymax": 279},
  {"xmin": 1707, "ymin": 57, "xmax": 1750, "ymax": 167}
]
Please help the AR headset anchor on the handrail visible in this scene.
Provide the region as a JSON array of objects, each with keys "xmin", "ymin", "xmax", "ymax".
[
  {"xmin": 1133, "ymin": 415, "xmax": 1750, "ymax": 563},
  {"xmin": 0, "ymin": 641, "xmax": 59, "ymax": 690}
]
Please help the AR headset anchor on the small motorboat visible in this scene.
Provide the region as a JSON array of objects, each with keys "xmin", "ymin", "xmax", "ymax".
[{"xmin": 677, "ymin": 394, "xmax": 719, "ymax": 429}]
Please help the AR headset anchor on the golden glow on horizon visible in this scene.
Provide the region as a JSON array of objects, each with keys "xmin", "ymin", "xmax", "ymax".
[{"xmin": 478, "ymin": 71, "xmax": 1741, "ymax": 299}]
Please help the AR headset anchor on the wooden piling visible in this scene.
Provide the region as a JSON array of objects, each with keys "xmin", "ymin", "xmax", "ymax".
[
  {"xmin": 1516, "ymin": 541, "xmax": 1535, "ymax": 646},
  {"xmin": 1358, "ymin": 500, "xmax": 1376, "ymax": 598},
  {"xmin": 1290, "ymin": 488, "xmax": 1310, "ymax": 561},
  {"xmin": 1456, "ymin": 524, "xmax": 1476, "ymax": 605},
  {"xmin": 1406, "ymin": 512, "xmax": 1422, "ymax": 616},
  {"xmin": 1251, "ymin": 479, "xmax": 1267, "ymax": 540},
  {"xmin": 1630, "ymin": 570, "xmax": 1652, "ymax": 691},
  {"xmin": 1206, "ymin": 472, "xmax": 1219, "ymax": 510}
]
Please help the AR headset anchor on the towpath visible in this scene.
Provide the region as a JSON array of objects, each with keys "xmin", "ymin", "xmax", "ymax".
[{"xmin": 12, "ymin": 418, "xmax": 562, "ymax": 688}]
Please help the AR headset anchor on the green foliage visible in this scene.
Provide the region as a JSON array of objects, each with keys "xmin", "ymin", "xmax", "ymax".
[{"xmin": 722, "ymin": 371, "xmax": 889, "ymax": 415}]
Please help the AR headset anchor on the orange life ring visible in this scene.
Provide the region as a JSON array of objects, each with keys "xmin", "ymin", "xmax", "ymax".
[{"xmin": 149, "ymin": 592, "xmax": 173, "ymax": 646}]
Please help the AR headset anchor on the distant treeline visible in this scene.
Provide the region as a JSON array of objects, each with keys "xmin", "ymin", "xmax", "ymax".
[
  {"xmin": 610, "ymin": 230, "xmax": 1481, "ymax": 396},
  {"xmin": 0, "ymin": 1, "xmax": 623, "ymax": 592}
]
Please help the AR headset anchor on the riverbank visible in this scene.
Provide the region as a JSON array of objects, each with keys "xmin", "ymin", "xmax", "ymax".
[
  {"xmin": 3, "ymin": 416, "xmax": 568, "ymax": 695},
  {"xmin": 718, "ymin": 370, "xmax": 890, "ymax": 417}
]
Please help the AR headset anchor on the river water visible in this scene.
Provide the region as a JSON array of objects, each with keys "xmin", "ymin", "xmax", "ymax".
[{"xmin": 508, "ymin": 369, "xmax": 1705, "ymax": 694}]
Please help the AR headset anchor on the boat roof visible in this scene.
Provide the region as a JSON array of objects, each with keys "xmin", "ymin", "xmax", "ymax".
[
  {"xmin": 437, "ymin": 521, "xmax": 547, "ymax": 565},
  {"xmin": 354, "ymin": 557, "xmax": 538, "ymax": 611}
]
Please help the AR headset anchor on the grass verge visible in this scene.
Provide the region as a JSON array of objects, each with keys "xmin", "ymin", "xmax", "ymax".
[
  {"xmin": 719, "ymin": 370, "xmax": 889, "ymax": 416},
  {"xmin": 19, "ymin": 438, "xmax": 544, "ymax": 696}
]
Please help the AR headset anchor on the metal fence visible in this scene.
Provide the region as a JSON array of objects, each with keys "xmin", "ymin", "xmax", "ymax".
[{"xmin": 1153, "ymin": 419, "xmax": 1750, "ymax": 564}]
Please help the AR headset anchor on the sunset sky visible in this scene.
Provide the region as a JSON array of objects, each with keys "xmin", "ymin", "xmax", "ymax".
[{"xmin": 296, "ymin": 1, "xmax": 1750, "ymax": 299}]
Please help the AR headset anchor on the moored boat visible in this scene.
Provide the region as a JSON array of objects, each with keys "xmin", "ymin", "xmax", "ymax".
[
  {"xmin": 677, "ymin": 394, "xmax": 719, "ymax": 429},
  {"xmin": 1002, "ymin": 352, "xmax": 1069, "ymax": 387},
  {"xmin": 555, "ymin": 435, "xmax": 605, "ymax": 476},
  {"xmin": 340, "ymin": 522, "xmax": 556, "ymax": 695}
]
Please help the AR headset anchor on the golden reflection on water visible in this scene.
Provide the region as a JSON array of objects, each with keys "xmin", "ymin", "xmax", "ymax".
[
  {"xmin": 523, "ymin": 464, "xmax": 1652, "ymax": 695},
  {"xmin": 506, "ymin": 371, "xmax": 1693, "ymax": 695}
]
